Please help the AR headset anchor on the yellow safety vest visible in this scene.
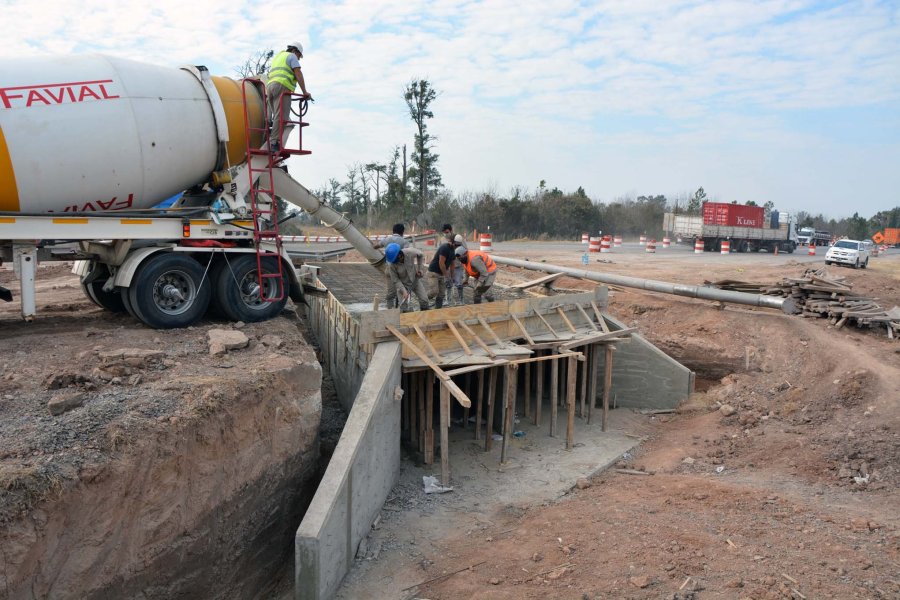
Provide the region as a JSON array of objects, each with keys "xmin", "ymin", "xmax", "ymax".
[{"xmin": 268, "ymin": 51, "xmax": 297, "ymax": 90}]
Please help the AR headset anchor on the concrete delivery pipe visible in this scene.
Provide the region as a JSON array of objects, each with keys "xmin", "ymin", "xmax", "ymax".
[{"xmin": 0, "ymin": 55, "xmax": 265, "ymax": 214}]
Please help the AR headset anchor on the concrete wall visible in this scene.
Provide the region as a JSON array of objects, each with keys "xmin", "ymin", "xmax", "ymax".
[
  {"xmin": 601, "ymin": 314, "xmax": 694, "ymax": 409},
  {"xmin": 294, "ymin": 341, "xmax": 402, "ymax": 600}
]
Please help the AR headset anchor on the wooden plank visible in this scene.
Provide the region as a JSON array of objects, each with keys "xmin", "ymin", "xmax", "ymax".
[
  {"xmin": 534, "ymin": 351, "xmax": 543, "ymax": 427},
  {"xmin": 478, "ymin": 316, "xmax": 504, "ymax": 346},
  {"xmin": 475, "ymin": 368, "xmax": 485, "ymax": 441},
  {"xmin": 440, "ymin": 383, "xmax": 450, "ymax": 486},
  {"xmin": 445, "ymin": 360, "xmax": 509, "ymax": 377},
  {"xmin": 580, "ymin": 344, "xmax": 588, "ymax": 418},
  {"xmin": 457, "ymin": 320, "xmax": 497, "ymax": 358},
  {"xmin": 410, "ymin": 372, "xmax": 418, "ymax": 445},
  {"xmin": 418, "ymin": 372, "xmax": 426, "ymax": 455},
  {"xmin": 603, "ymin": 345, "xmax": 613, "ymax": 432},
  {"xmin": 558, "ymin": 328, "xmax": 635, "ymax": 351},
  {"xmin": 591, "ymin": 301, "xmax": 610, "ymax": 333},
  {"xmin": 386, "ymin": 325, "xmax": 472, "ymax": 408},
  {"xmin": 524, "ymin": 362, "xmax": 532, "ymax": 419},
  {"xmin": 462, "ymin": 373, "xmax": 470, "ymax": 429},
  {"xmin": 557, "ymin": 307, "xmax": 578, "ymax": 333},
  {"xmin": 501, "ymin": 364, "xmax": 518, "ymax": 464},
  {"xmin": 550, "ymin": 357, "xmax": 558, "ymax": 437},
  {"xmin": 511, "ymin": 314, "xmax": 536, "ymax": 345},
  {"xmin": 576, "ymin": 304, "xmax": 599, "ymax": 331},
  {"xmin": 485, "ymin": 367, "xmax": 497, "ymax": 452},
  {"xmin": 566, "ymin": 355, "xmax": 577, "ymax": 450},
  {"xmin": 414, "ymin": 324, "xmax": 442, "ymax": 361},
  {"xmin": 425, "ymin": 372, "xmax": 434, "ymax": 464},
  {"xmin": 510, "ymin": 272, "xmax": 564, "ymax": 289},
  {"xmin": 534, "ymin": 311, "xmax": 560, "ymax": 338},
  {"xmin": 446, "ymin": 320, "xmax": 473, "ymax": 355}
]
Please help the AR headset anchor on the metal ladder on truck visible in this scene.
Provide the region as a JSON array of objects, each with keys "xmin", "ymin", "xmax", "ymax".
[{"xmin": 240, "ymin": 80, "xmax": 311, "ymax": 302}]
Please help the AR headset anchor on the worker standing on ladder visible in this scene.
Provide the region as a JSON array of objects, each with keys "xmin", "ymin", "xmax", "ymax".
[
  {"xmin": 266, "ymin": 42, "xmax": 313, "ymax": 151},
  {"xmin": 456, "ymin": 246, "xmax": 497, "ymax": 304},
  {"xmin": 385, "ymin": 244, "xmax": 430, "ymax": 312}
]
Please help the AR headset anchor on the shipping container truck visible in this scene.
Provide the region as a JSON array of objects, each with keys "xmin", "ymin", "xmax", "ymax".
[
  {"xmin": 702, "ymin": 202, "xmax": 765, "ymax": 228},
  {"xmin": 0, "ymin": 54, "xmax": 387, "ymax": 327},
  {"xmin": 797, "ymin": 227, "xmax": 832, "ymax": 247},
  {"xmin": 663, "ymin": 209, "xmax": 798, "ymax": 253}
]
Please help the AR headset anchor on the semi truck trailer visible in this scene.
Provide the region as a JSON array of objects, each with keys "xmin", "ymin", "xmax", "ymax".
[
  {"xmin": 663, "ymin": 209, "xmax": 799, "ymax": 253},
  {"xmin": 0, "ymin": 54, "xmax": 385, "ymax": 328}
]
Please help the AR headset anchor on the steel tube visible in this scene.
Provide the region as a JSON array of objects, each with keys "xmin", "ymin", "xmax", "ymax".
[{"xmin": 491, "ymin": 254, "xmax": 798, "ymax": 314}]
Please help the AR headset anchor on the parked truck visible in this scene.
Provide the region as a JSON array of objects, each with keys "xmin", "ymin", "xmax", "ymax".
[
  {"xmin": 797, "ymin": 227, "xmax": 832, "ymax": 247},
  {"xmin": 0, "ymin": 54, "xmax": 385, "ymax": 328},
  {"xmin": 663, "ymin": 203, "xmax": 798, "ymax": 253}
]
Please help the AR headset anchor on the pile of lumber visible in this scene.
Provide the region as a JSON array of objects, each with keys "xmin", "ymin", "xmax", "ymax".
[{"xmin": 706, "ymin": 268, "xmax": 900, "ymax": 339}]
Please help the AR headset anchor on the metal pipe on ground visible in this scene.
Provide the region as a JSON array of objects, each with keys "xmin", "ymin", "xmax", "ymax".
[{"xmin": 490, "ymin": 254, "xmax": 799, "ymax": 315}]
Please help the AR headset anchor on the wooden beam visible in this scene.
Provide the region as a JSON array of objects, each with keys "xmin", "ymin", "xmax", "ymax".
[
  {"xmin": 410, "ymin": 372, "xmax": 418, "ymax": 445},
  {"xmin": 524, "ymin": 362, "xmax": 532, "ymax": 419},
  {"xmin": 566, "ymin": 355, "xmax": 577, "ymax": 450},
  {"xmin": 414, "ymin": 324, "xmax": 442, "ymax": 361},
  {"xmin": 510, "ymin": 272, "xmax": 564, "ymax": 289},
  {"xmin": 557, "ymin": 307, "xmax": 578, "ymax": 333},
  {"xmin": 576, "ymin": 304, "xmax": 599, "ymax": 331},
  {"xmin": 425, "ymin": 372, "xmax": 434, "ymax": 464},
  {"xmin": 558, "ymin": 328, "xmax": 635, "ymax": 351},
  {"xmin": 580, "ymin": 344, "xmax": 588, "ymax": 419},
  {"xmin": 386, "ymin": 325, "xmax": 472, "ymax": 407},
  {"xmin": 603, "ymin": 345, "xmax": 614, "ymax": 432},
  {"xmin": 511, "ymin": 314, "xmax": 536, "ymax": 345},
  {"xmin": 418, "ymin": 372, "xmax": 426, "ymax": 456},
  {"xmin": 475, "ymin": 368, "xmax": 485, "ymax": 441},
  {"xmin": 534, "ymin": 311, "xmax": 560, "ymax": 338},
  {"xmin": 589, "ymin": 343, "xmax": 600, "ymax": 424},
  {"xmin": 591, "ymin": 301, "xmax": 610, "ymax": 333},
  {"xmin": 550, "ymin": 357, "xmax": 558, "ymax": 438},
  {"xmin": 485, "ymin": 367, "xmax": 497, "ymax": 452},
  {"xmin": 445, "ymin": 360, "xmax": 509, "ymax": 377},
  {"xmin": 440, "ymin": 383, "xmax": 450, "ymax": 486},
  {"xmin": 457, "ymin": 320, "xmax": 496, "ymax": 358},
  {"xmin": 446, "ymin": 320, "xmax": 473, "ymax": 355},
  {"xmin": 478, "ymin": 316, "xmax": 504, "ymax": 346},
  {"xmin": 501, "ymin": 364, "xmax": 518, "ymax": 464},
  {"xmin": 534, "ymin": 351, "xmax": 543, "ymax": 427}
]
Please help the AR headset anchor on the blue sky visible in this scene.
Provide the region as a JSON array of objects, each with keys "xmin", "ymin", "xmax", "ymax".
[{"xmin": 2, "ymin": 0, "xmax": 898, "ymax": 218}]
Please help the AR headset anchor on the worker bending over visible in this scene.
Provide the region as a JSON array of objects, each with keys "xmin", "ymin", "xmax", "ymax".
[
  {"xmin": 373, "ymin": 224, "xmax": 409, "ymax": 308},
  {"xmin": 455, "ymin": 246, "xmax": 497, "ymax": 304},
  {"xmin": 426, "ymin": 234, "xmax": 455, "ymax": 309},
  {"xmin": 385, "ymin": 243, "xmax": 430, "ymax": 312}
]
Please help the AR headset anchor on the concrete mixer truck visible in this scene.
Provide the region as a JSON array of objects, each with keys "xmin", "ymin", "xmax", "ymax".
[{"xmin": 0, "ymin": 54, "xmax": 385, "ymax": 328}]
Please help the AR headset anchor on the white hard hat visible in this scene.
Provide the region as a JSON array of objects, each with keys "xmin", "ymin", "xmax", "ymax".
[
  {"xmin": 289, "ymin": 42, "xmax": 304, "ymax": 56},
  {"xmin": 454, "ymin": 246, "xmax": 468, "ymax": 257},
  {"xmin": 453, "ymin": 234, "xmax": 465, "ymax": 244}
]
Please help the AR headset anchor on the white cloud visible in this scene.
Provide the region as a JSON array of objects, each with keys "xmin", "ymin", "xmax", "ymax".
[{"xmin": 1, "ymin": 0, "xmax": 898, "ymax": 217}]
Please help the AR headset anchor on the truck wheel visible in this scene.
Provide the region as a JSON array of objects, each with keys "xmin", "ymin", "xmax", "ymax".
[
  {"xmin": 214, "ymin": 254, "xmax": 287, "ymax": 323},
  {"xmin": 861, "ymin": 258, "xmax": 869, "ymax": 269},
  {"xmin": 825, "ymin": 260, "xmax": 832, "ymax": 266},
  {"xmin": 854, "ymin": 258, "xmax": 860, "ymax": 269},
  {"xmin": 82, "ymin": 279, "xmax": 126, "ymax": 313},
  {"xmin": 127, "ymin": 253, "xmax": 211, "ymax": 329}
]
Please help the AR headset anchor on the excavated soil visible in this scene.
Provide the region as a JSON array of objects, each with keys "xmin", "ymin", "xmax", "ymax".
[{"xmin": 0, "ymin": 265, "xmax": 323, "ymax": 599}]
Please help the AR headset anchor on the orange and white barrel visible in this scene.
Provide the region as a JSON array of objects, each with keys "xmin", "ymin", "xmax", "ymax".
[
  {"xmin": 613, "ymin": 236, "xmax": 622, "ymax": 248},
  {"xmin": 646, "ymin": 239, "xmax": 656, "ymax": 253},
  {"xmin": 588, "ymin": 237, "xmax": 601, "ymax": 252},
  {"xmin": 600, "ymin": 236, "xmax": 611, "ymax": 253},
  {"xmin": 424, "ymin": 229, "xmax": 436, "ymax": 246},
  {"xmin": 808, "ymin": 245, "xmax": 815, "ymax": 256},
  {"xmin": 662, "ymin": 237, "xmax": 671, "ymax": 248},
  {"xmin": 581, "ymin": 233, "xmax": 589, "ymax": 244},
  {"xmin": 639, "ymin": 235, "xmax": 647, "ymax": 246},
  {"xmin": 479, "ymin": 233, "xmax": 493, "ymax": 252},
  {"xmin": 720, "ymin": 240, "xmax": 731, "ymax": 255},
  {"xmin": 872, "ymin": 246, "xmax": 879, "ymax": 257},
  {"xmin": 694, "ymin": 239, "xmax": 705, "ymax": 253}
]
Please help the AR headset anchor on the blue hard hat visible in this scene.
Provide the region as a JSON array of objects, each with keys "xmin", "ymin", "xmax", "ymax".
[{"xmin": 385, "ymin": 243, "xmax": 401, "ymax": 263}]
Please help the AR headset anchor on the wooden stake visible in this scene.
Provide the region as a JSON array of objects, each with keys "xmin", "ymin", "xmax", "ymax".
[
  {"xmin": 511, "ymin": 314, "xmax": 536, "ymax": 345},
  {"xmin": 576, "ymin": 304, "xmax": 599, "ymax": 331},
  {"xmin": 446, "ymin": 320, "xmax": 473, "ymax": 355},
  {"xmin": 534, "ymin": 311, "xmax": 559, "ymax": 338},
  {"xmin": 409, "ymin": 371, "xmax": 418, "ymax": 445},
  {"xmin": 462, "ymin": 373, "xmax": 470, "ymax": 429},
  {"xmin": 603, "ymin": 345, "xmax": 613, "ymax": 432},
  {"xmin": 534, "ymin": 351, "xmax": 543, "ymax": 427},
  {"xmin": 485, "ymin": 367, "xmax": 497, "ymax": 451},
  {"xmin": 550, "ymin": 357, "xmax": 558, "ymax": 437},
  {"xmin": 524, "ymin": 362, "xmax": 531, "ymax": 419},
  {"xmin": 457, "ymin": 320, "xmax": 496, "ymax": 357},
  {"xmin": 475, "ymin": 368, "xmax": 485, "ymax": 441},
  {"xmin": 557, "ymin": 306, "xmax": 577, "ymax": 333},
  {"xmin": 590, "ymin": 344, "xmax": 601, "ymax": 422},
  {"xmin": 477, "ymin": 316, "xmax": 504, "ymax": 345},
  {"xmin": 566, "ymin": 354, "xmax": 577, "ymax": 449},
  {"xmin": 372, "ymin": 294, "xmax": 379, "ymax": 311},
  {"xmin": 414, "ymin": 324, "xmax": 441, "ymax": 361},
  {"xmin": 425, "ymin": 372, "xmax": 434, "ymax": 464},
  {"xmin": 590, "ymin": 301, "xmax": 609, "ymax": 333},
  {"xmin": 418, "ymin": 372, "xmax": 426, "ymax": 455},
  {"xmin": 580, "ymin": 343, "xmax": 588, "ymax": 419},
  {"xmin": 501, "ymin": 364, "xmax": 518, "ymax": 464},
  {"xmin": 440, "ymin": 383, "xmax": 450, "ymax": 486}
]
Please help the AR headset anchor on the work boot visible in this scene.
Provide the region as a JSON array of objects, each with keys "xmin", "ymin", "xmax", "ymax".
[{"xmin": 435, "ymin": 298, "xmax": 443, "ymax": 309}]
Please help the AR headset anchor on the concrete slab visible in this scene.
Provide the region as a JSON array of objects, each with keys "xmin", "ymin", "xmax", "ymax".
[{"xmin": 334, "ymin": 408, "xmax": 645, "ymax": 599}]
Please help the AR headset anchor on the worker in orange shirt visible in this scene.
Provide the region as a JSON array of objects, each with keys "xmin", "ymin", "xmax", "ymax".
[{"xmin": 454, "ymin": 246, "xmax": 497, "ymax": 304}]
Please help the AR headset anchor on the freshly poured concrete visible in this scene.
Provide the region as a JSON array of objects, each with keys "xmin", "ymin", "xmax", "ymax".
[{"xmin": 335, "ymin": 407, "xmax": 646, "ymax": 599}]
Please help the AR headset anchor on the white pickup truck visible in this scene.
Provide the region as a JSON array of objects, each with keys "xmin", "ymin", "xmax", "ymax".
[{"xmin": 825, "ymin": 239, "xmax": 870, "ymax": 269}]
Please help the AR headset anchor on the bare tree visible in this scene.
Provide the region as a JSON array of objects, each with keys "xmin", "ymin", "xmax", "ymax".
[{"xmin": 234, "ymin": 49, "xmax": 275, "ymax": 79}]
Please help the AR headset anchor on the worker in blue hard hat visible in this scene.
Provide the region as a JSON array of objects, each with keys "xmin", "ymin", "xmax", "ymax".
[
  {"xmin": 385, "ymin": 243, "xmax": 429, "ymax": 312},
  {"xmin": 373, "ymin": 224, "xmax": 410, "ymax": 308},
  {"xmin": 266, "ymin": 42, "xmax": 313, "ymax": 151}
]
